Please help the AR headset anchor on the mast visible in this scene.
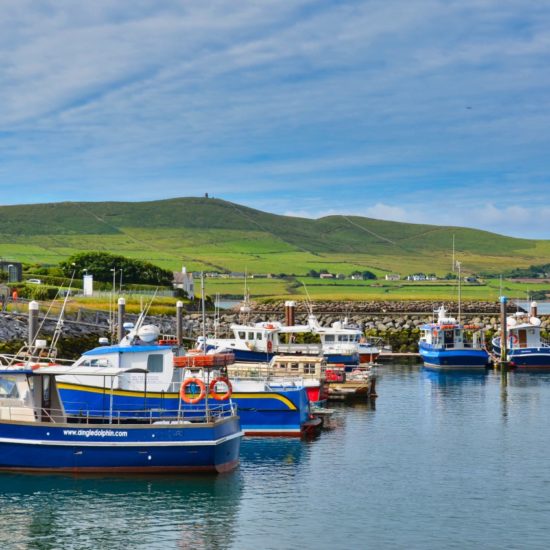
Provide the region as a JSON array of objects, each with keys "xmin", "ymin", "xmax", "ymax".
[{"xmin": 456, "ymin": 260, "xmax": 462, "ymax": 324}]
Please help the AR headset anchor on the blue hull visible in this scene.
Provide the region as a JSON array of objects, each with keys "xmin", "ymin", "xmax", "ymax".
[
  {"xmin": 419, "ymin": 344, "xmax": 489, "ymax": 371},
  {"xmin": 324, "ymin": 353, "xmax": 360, "ymax": 366},
  {"xmin": 492, "ymin": 343, "xmax": 550, "ymax": 369},
  {"xmin": 0, "ymin": 417, "xmax": 242, "ymax": 473},
  {"xmin": 58, "ymin": 384, "xmax": 312, "ymax": 437}
]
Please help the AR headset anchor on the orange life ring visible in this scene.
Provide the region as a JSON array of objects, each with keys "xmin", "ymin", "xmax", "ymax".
[
  {"xmin": 509, "ymin": 334, "xmax": 519, "ymax": 346},
  {"xmin": 433, "ymin": 329, "xmax": 438, "ymax": 338},
  {"xmin": 209, "ymin": 377, "xmax": 233, "ymax": 400},
  {"xmin": 180, "ymin": 378, "xmax": 206, "ymax": 404},
  {"xmin": 267, "ymin": 340, "xmax": 273, "ymax": 353},
  {"xmin": 265, "ymin": 323, "xmax": 275, "ymax": 329}
]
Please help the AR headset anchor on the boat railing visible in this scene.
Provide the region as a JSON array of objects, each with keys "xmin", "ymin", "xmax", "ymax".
[
  {"xmin": 275, "ymin": 343, "xmax": 322, "ymax": 354},
  {"xmin": 442, "ymin": 342, "xmax": 482, "ymax": 350},
  {"xmin": 228, "ymin": 364, "xmax": 322, "ymax": 380},
  {"xmin": 2, "ymin": 402, "xmax": 238, "ymax": 424}
]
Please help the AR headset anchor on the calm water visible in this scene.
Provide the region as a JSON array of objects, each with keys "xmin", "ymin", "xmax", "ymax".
[{"xmin": 2, "ymin": 363, "xmax": 550, "ymax": 549}]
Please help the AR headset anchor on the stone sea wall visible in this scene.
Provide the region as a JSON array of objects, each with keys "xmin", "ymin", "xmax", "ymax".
[{"xmin": 1, "ymin": 301, "xmax": 548, "ymax": 356}]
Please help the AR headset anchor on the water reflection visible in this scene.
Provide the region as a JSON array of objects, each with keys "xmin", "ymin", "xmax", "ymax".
[
  {"xmin": 0, "ymin": 472, "xmax": 242, "ymax": 550},
  {"xmin": 240, "ymin": 438, "xmax": 306, "ymax": 470},
  {"xmin": 423, "ymin": 369, "xmax": 488, "ymax": 390}
]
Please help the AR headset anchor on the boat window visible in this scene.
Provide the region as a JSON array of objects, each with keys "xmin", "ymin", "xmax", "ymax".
[
  {"xmin": 248, "ymin": 332, "xmax": 255, "ymax": 340},
  {"xmin": 338, "ymin": 335, "xmax": 346, "ymax": 342},
  {"xmin": 238, "ymin": 331, "xmax": 246, "ymax": 340},
  {"xmin": 290, "ymin": 363, "xmax": 299, "ymax": 371},
  {"xmin": 304, "ymin": 363, "xmax": 315, "ymax": 374},
  {"xmin": 0, "ymin": 376, "xmax": 19, "ymax": 398},
  {"xmin": 147, "ymin": 354, "xmax": 164, "ymax": 373},
  {"xmin": 324, "ymin": 335, "xmax": 335, "ymax": 342},
  {"xmin": 257, "ymin": 332, "xmax": 262, "ymax": 340}
]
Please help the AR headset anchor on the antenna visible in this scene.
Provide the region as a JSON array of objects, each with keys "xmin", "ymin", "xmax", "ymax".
[
  {"xmin": 452, "ymin": 234, "xmax": 455, "ymax": 272},
  {"xmin": 301, "ymin": 282, "xmax": 313, "ymax": 315}
]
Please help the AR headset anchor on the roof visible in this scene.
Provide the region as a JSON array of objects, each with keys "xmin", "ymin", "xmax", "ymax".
[
  {"xmin": 83, "ymin": 345, "xmax": 172, "ymax": 356},
  {"xmin": 34, "ymin": 365, "xmax": 148, "ymax": 376}
]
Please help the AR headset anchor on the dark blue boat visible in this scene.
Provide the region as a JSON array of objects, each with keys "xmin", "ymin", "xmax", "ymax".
[
  {"xmin": 0, "ymin": 366, "xmax": 242, "ymax": 473},
  {"xmin": 418, "ymin": 306, "xmax": 489, "ymax": 371},
  {"xmin": 492, "ymin": 306, "xmax": 550, "ymax": 369}
]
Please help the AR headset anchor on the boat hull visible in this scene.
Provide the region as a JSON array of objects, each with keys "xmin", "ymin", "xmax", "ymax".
[
  {"xmin": 419, "ymin": 344, "xmax": 489, "ymax": 371},
  {"xmin": 0, "ymin": 417, "xmax": 242, "ymax": 473},
  {"xmin": 492, "ymin": 343, "xmax": 550, "ymax": 369},
  {"xmin": 58, "ymin": 384, "xmax": 313, "ymax": 438}
]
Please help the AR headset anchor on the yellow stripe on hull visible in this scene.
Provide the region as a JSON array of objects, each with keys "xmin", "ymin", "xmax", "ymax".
[{"xmin": 57, "ymin": 383, "xmax": 297, "ymax": 410}]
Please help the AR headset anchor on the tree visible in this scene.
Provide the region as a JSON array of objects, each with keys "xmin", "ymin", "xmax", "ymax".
[{"xmin": 59, "ymin": 252, "xmax": 174, "ymax": 286}]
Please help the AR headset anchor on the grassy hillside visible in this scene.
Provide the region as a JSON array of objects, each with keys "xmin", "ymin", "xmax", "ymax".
[{"xmin": 0, "ymin": 197, "xmax": 549, "ymax": 278}]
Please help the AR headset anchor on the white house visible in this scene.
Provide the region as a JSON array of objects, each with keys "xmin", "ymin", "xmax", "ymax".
[
  {"xmin": 385, "ymin": 274, "xmax": 400, "ymax": 281},
  {"xmin": 173, "ymin": 266, "xmax": 195, "ymax": 299}
]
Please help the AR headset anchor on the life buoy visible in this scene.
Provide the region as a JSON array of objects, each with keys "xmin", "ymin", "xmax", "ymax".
[
  {"xmin": 265, "ymin": 324, "xmax": 275, "ymax": 329},
  {"xmin": 509, "ymin": 334, "xmax": 519, "ymax": 346},
  {"xmin": 267, "ymin": 340, "xmax": 273, "ymax": 353},
  {"xmin": 180, "ymin": 378, "xmax": 206, "ymax": 404},
  {"xmin": 209, "ymin": 377, "xmax": 233, "ymax": 400}
]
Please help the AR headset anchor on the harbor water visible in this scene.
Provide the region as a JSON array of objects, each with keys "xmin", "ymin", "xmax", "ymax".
[{"xmin": 2, "ymin": 362, "xmax": 550, "ymax": 549}]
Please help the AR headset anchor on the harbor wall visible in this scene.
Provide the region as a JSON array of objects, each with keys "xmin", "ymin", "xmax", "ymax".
[{"xmin": 1, "ymin": 301, "xmax": 548, "ymax": 356}]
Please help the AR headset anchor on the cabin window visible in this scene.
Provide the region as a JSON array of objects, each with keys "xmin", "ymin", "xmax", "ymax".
[
  {"xmin": 238, "ymin": 331, "xmax": 246, "ymax": 340},
  {"xmin": 304, "ymin": 363, "xmax": 315, "ymax": 374},
  {"xmin": 338, "ymin": 335, "xmax": 346, "ymax": 342},
  {"xmin": 257, "ymin": 333, "xmax": 263, "ymax": 341},
  {"xmin": 248, "ymin": 332, "xmax": 255, "ymax": 340},
  {"xmin": 324, "ymin": 335, "xmax": 335, "ymax": 342},
  {"xmin": 147, "ymin": 354, "xmax": 164, "ymax": 373},
  {"xmin": 0, "ymin": 376, "xmax": 19, "ymax": 398},
  {"xmin": 290, "ymin": 363, "xmax": 299, "ymax": 371}
]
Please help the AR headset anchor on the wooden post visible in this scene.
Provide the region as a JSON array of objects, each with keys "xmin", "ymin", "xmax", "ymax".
[
  {"xmin": 499, "ymin": 296, "xmax": 509, "ymax": 369},
  {"xmin": 176, "ymin": 301, "xmax": 183, "ymax": 346}
]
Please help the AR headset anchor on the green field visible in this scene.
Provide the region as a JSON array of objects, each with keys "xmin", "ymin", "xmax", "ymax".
[
  {"xmin": 203, "ymin": 276, "xmax": 549, "ymax": 302},
  {"xmin": 1, "ymin": 198, "xmax": 549, "ymax": 302}
]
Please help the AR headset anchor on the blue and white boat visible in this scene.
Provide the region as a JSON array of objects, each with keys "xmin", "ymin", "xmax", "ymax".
[
  {"xmin": 492, "ymin": 302, "xmax": 550, "ymax": 369},
  {"xmin": 0, "ymin": 364, "xmax": 242, "ymax": 473},
  {"xmin": 55, "ymin": 326, "xmax": 320, "ymax": 437},
  {"xmin": 201, "ymin": 314, "xmax": 360, "ymax": 366},
  {"xmin": 419, "ymin": 306, "xmax": 489, "ymax": 371}
]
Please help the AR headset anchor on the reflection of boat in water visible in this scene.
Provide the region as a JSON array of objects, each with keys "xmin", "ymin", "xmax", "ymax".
[
  {"xmin": 239, "ymin": 437, "xmax": 306, "ymax": 467},
  {"xmin": 0, "ymin": 471, "xmax": 243, "ymax": 549},
  {"xmin": 423, "ymin": 369, "xmax": 488, "ymax": 387}
]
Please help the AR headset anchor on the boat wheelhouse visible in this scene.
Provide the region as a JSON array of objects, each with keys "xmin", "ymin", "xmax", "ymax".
[
  {"xmin": 419, "ymin": 306, "xmax": 489, "ymax": 371},
  {"xmin": 227, "ymin": 355, "xmax": 329, "ymax": 405}
]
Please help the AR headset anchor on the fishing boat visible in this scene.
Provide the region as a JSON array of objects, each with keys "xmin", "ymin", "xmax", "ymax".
[
  {"xmin": 200, "ymin": 314, "xmax": 361, "ymax": 366},
  {"xmin": 0, "ymin": 364, "xmax": 242, "ymax": 473},
  {"xmin": 492, "ymin": 302, "xmax": 550, "ymax": 369},
  {"xmin": 56, "ymin": 328, "xmax": 320, "ymax": 437},
  {"xmin": 418, "ymin": 306, "xmax": 489, "ymax": 371}
]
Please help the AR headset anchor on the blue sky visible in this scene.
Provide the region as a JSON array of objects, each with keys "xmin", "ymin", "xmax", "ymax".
[{"xmin": 0, "ymin": 0, "xmax": 549, "ymax": 238}]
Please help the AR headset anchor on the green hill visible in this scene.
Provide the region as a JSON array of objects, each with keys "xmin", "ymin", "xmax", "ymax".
[{"xmin": 0, "ymin": 197, "xmax": 548, "ymax": 277}]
